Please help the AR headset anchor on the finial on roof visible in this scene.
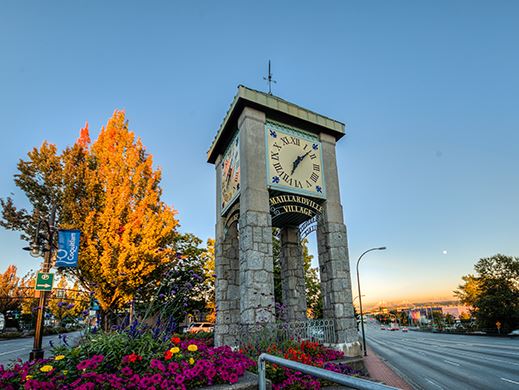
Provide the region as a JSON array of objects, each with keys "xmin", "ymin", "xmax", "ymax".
[{"xmin": 263, "ymin": 60, "xmax": 277, "ymax": 95}]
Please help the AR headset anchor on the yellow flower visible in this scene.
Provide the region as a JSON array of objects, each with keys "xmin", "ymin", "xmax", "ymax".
[
  {"xmin": 170, "ymin": 347, "xmax": 180, "ymax": 354},
  {"xmin": 189, "ymin": 358, "xmax": 195, "ymax": 365},
  {"xmin": 63, "ymin": 370, "xmax": 68, "ymax": 375},
  {"xmin": 40, "ymin": 365, "xmax": 53, "ymax": 373},
  {"xmin": 26, "ymin": 375, "xmax": 33, "ymax": 381},
  {"xmin": 54, "ymin": 355, "xmax": 65, "ymax": 361},
  {"xmin": 187, "ymin": 344, "xmax": 198, "ymax": 352}
]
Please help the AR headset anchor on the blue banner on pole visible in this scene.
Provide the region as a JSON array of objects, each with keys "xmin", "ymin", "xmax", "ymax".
[{"xmin": 56, "ymin": 230, "xmax": 81, "ymax": 268}]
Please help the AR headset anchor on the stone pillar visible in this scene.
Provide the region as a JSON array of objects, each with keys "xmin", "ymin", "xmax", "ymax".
[
  {"xmin": 280, "ymin": 226, "xmax": 307, "ymax": 321},
  {"xmin": 214, "ymin": 155, "xmax": 241, "ymax": 346},
  {"xmin": 238, "ymin": 107, "xmax": 276, "ymax": 325},
  {"xmin": 316, "ymin": 133, "xmax": 360, "ymax": 357}
]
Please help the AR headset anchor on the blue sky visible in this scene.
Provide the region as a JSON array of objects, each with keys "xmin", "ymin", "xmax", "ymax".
[{"xmin": 1, "ymin": 1, "xmax": 517, "ymax": 305}]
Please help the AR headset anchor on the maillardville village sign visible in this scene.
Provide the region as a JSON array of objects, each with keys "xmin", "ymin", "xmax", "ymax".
[{"xmin": 207, "ymin": 85, "xmax": 360, "ymax": 356}]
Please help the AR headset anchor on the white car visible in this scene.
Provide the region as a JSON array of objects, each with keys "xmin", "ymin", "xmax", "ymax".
[
  {"xmin": 0, "ymin": 313, "xmax": 5, "ymax": 331},
  {"xmin": 508, "ymin": 329, "xmax": 519, "ymax": 338}
]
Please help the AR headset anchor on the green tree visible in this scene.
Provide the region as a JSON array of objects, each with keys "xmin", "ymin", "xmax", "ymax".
[
  {"xmin": 445, "ymin": 313, "xmax": 455, "ymax": 326},
  {"xmin": 432, "ymin": 311, "xmax": 445, "ymax": 330},
  {"xmin": 272, "ymin": 235, "xmax": 322, "ymax": 319},
  {"xmin": 455, "ymin": 254, "xmax": 519, "ymax": 333},
  {"xmin": 134, "ymin": 233, "xmax": 213, "ymax": 328}
]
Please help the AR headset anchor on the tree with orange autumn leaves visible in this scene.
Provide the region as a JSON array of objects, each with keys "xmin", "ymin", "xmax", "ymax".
[
  {"xmin": 1, "ymin": 111, "xmax": 179, "ymax": 323},
  {"xmin": 0, "ymin": 265, "xmax": 22, "ymax": 314}
]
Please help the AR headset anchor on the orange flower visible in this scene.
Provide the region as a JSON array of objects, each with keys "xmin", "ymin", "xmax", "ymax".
[{"xmin": 171, "ymin": 336, "xmax": 181, "ymax": 344}]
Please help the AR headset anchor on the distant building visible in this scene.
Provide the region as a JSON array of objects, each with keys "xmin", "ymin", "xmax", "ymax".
[{"xmin": 441, "ymin": 305, "xmax": 471, "ymax": 319}]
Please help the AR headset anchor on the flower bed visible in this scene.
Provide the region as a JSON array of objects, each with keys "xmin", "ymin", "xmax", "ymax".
[
  {"xmin": 240, "ymin": 339, "xmax": 361, "ymax": 390},
  {"xmin": 1, "ymin": 331, "xmax": 360, "ymax": 390},
  {"xmin": 0, "ymin": 337, "xmax": 254, "ymax": 389}
]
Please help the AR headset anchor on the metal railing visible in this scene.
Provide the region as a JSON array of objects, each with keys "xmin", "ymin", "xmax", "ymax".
[
  {"xmin": 258, "ymin": 353, "xmax": 399, "ymax": 390},
  {"xmin": 239, "ymin": 318, "xmax": 336, "ymax": 346}
]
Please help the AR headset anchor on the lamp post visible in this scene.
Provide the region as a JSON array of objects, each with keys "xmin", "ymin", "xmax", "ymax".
[
  {"xmin": 352, "ymin": 294, "xmax": 365, "ymax": 304},
  {"xmin": 356, "ymin": 246, "xmax": 386, "ymax": 357},
  {"xmin": 23, "ymin": 206, "xmax": 57, "ymax": 361}
]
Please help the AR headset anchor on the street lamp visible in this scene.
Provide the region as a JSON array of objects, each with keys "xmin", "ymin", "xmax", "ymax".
[
  {"xmin": 23, "ymin": 206, "xmax": 57, "ymax": 360},
  {"xmin": 356, "ymin": 246, "xmax": 386, "ymax": 357},
  {"xmin": 353, "ymin": 294, "xmax": 365, "ymax": 304}
]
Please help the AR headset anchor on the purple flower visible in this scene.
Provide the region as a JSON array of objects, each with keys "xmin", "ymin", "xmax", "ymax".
[
  {"xmin": 150, "ymin": 359, "xmax": 165, "ymax": 372},
  {"xmin": 174, "ymin": 374, "xmax": 185, "ymax": 385},
  {"xmin": 150, "ymin": 373, "xmax": 162, "ymax": 384},
  {"xmin": 229, "ymin": 372, "xmax": 239, "ymax": 383}
]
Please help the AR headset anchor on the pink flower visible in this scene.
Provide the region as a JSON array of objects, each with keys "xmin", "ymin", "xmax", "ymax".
[
  {"xmin": 229, "ymin": 372, "xmax": 239, "ymax": 383},
  {"xmin": 150, "ymin": 359, "xmax": 165, "ymax": 372},
  {"xmin": 174, "ymin": 374, "xmax": 185, "ymax": 385}
]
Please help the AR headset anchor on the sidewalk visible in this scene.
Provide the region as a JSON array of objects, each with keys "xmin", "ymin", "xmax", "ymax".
[{"xmin": 363, "ymin": 346, "xmax": 413, "ymax": 389}]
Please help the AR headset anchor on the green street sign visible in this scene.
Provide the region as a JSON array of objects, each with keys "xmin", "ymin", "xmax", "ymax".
[{"xmin": 35, "ymin": 272, "xmax": 54, "ymax": 291}]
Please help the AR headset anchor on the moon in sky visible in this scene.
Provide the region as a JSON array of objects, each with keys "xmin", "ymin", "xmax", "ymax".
[{"xmin": 442, "ymin": 250, "xmax": 448, "ymax": 255}]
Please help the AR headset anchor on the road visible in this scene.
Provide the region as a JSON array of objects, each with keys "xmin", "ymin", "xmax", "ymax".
[
  {"xmin": 0, "ymin": 331, "xmax": 83, "ymax": 366},
  {"xmin": 365, "ymin": 322, "xmax": 519, "ymax": 390}
]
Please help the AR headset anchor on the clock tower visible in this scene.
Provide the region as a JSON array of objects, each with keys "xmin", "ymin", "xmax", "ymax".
[{"xmin": 208, "ymin": 86, "xmax": 361, "ymax": 356}]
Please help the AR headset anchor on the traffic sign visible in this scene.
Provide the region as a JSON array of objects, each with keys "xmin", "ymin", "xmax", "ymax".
[{"xmin": 35, "ymin": 272, "xmax": 54, "ymax": 291}]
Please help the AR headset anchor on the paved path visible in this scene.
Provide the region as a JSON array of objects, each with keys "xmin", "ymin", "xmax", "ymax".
[
  {"xmin": 364, "ymin": 345, "xmax": 413, "ymax": 389},
  {"xmin": 0, "ymin": 331, "xmax": 83, "ymax": 366},
  {"xmin": 365, "ymin": 322, "xmax": 519, "ymax": 390}
]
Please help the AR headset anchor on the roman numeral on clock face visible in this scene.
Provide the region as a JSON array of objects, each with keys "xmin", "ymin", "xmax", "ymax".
[
  {"xmin": 271, "ymin": 152, "xmax": 279, "ymax": 161},
  {"xmin": 313, "ymin": 164, "xmax": 320, "ymax": 171},
  {"xmin": 273, "ymin": 162, "xmax": 283, "ymax": 174},
  {"xmin": 310, "ymin": 172, "xmax": 319, "ymax": 183},
  {"xmin": 281, "ymin": 172, "xmax": 292, "ymax": 185},
  {"xmin": 280, "ymin": 136, "xmax": 301, "ymax": 146}
]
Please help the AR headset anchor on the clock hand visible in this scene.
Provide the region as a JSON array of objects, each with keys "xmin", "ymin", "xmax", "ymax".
[
  {"xmin": 290, "ymin": 151, "xmax": 311, "ymax": 175},
  {"xmin": 291, "ymin": 156, "xmax": 302, "ymax": 175},
  {"xmin": 299, "ymin": 150, "xmax": 311, "ymax": 161}
]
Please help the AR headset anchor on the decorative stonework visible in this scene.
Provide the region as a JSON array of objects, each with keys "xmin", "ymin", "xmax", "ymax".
[{"xmin": 280, "ymin": 227, "xmax": 307, "ymax": 321}]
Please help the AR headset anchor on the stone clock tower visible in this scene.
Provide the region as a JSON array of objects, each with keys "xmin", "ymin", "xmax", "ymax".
[{"xmin": 207, "ymin": 86, "xmax": 360, "ymax": 356}]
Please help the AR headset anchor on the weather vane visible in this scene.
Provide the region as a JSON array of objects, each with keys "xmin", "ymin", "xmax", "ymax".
[{"xmin": 263, "ymin": 60, "xmax": 277, "ymax": 95}]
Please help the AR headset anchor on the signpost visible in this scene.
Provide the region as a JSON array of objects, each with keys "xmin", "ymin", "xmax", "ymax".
[{"xmin": 35, "ymin": 272, "xmax": 54, "ymax": 291}]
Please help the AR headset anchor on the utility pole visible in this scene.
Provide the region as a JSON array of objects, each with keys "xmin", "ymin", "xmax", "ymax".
[{"xmin": 29, "ymin": 205, "xmax": 57, "ymax": 361}]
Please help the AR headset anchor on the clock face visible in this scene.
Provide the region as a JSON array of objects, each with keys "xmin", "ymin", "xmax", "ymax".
[
  {"xmin": 221, "ymin": 132, "xmax": 240, "ymax": 214},
  {"xmin": 266, "ymin": 124, "xmax": 325, "ymax": 197}
]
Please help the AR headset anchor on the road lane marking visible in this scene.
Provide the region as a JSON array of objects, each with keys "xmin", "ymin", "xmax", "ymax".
[
  {"xmin": 0, "ymin": 347, "xmax": 27, "ymax": 356},
  {"xmin": 443, "ymin": 359, "xmax": 460, "ymax": 367},
  {"xmin": 469, "ymin": 343, "xmax": 519, "ymax": 351},
  {"xmin": 425, "ymin": 377, "xmax": 444, "ymax": 389},
  {"xmin": 501, "ymin": 378, "xmax": 519, "ymax": 385}
]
